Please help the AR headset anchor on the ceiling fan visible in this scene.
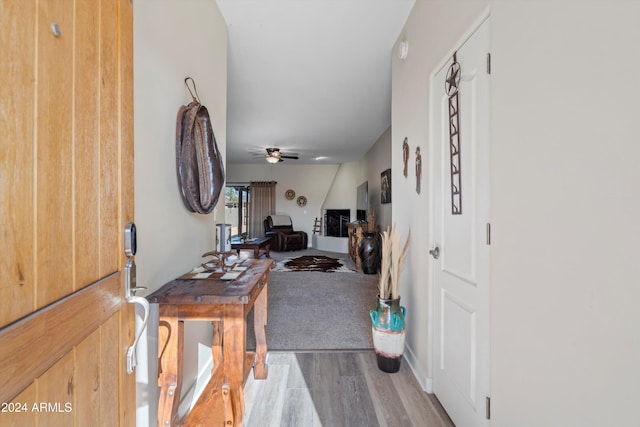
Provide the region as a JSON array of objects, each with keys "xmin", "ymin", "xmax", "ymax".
[{"xmin": 260, "ymin": 147, "xmax": 299, "ymax": 164}]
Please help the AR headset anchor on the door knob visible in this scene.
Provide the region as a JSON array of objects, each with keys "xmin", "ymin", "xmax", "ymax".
[
  {"xmin": 429, "ymin": 246, "xmax": 440, "ymax": 259},
  {"xmin": 124, "ymin": 258, "xmax": 149, "ymax": 374}
]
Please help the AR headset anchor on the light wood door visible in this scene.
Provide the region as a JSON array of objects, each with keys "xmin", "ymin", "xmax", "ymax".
[
  {"xmin": 0, "ymin": 1, "xmax": 135, "ymax": 425},
  {"xmin": 431, "ymin": 18, "xmax": 491, "ymax": 427}
]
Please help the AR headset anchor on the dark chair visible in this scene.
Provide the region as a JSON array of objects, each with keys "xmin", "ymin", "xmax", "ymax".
[{"xmin": 264, "ymin": 215, "xmax": 308, "ymax": 252}]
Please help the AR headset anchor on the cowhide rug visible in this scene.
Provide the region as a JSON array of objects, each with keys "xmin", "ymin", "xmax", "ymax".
[{"xmin": 274, "ymin": 255, "xmax": 355, "ymax": 273}]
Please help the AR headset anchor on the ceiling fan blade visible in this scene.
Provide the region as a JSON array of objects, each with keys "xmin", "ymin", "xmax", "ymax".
[{"xmin": 280, "ymin": 155, "xmax": 299, "ymax": 159}]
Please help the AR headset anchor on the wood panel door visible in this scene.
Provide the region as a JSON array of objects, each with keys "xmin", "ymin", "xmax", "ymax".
[
  {"xmin": 0, "ymin": 1, "xmax": 135, "ymax": 425},
  {"xmin": 431, "ymin": 18, "xmax": 491, "ymax": 427}
]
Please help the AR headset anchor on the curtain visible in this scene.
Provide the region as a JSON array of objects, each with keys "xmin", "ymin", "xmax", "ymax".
[{"xmin": 248, "ymin": 181, "xmax": 276, "ymax": 238}]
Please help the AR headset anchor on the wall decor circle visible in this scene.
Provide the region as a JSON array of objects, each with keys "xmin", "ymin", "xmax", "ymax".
[
  {"xmin": 285, "ymin": 189, "xmax": 296, "ymax": 200},
  {"xmin": 296, "ymin": 195, "xmax": 307, "ymax": 207}
]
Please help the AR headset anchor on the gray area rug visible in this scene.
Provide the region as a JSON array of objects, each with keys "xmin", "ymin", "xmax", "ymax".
[{"xmin": 246, "ymin": 249, "xmax": 378, "ymax": 351}]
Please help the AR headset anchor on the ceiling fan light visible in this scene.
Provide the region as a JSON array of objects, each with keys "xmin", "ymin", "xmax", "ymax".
[{"xmin": 265, "ymin": 155, "xmax": 280, "ymax": 164}]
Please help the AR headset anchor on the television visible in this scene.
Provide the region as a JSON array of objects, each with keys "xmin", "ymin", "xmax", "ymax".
[{"xmin": 356, "ymin": 181, "xmax": 368, "ymax": 222}]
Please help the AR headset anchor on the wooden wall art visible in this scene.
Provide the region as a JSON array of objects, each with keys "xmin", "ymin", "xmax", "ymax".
[
  {"xmin": 446, "ymin": 52, "xmax": 462, "ymax": 214},
  {"xmin": 402, "ymin": 138, "xmax": 409, "ymax": 177},
  {"xmin": 415, "ymin": 147, "xmax": 422, "ymax": 194}
]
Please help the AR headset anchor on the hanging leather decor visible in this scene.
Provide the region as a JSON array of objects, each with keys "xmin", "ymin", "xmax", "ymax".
[{"xmin": 175, "ymin": 77, "xmax": 225, "ymax": 214}]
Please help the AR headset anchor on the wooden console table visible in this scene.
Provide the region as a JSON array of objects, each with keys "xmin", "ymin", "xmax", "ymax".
[{"xmin": 147, "ymin": 258, "xmax": 274, "ymax": 427}]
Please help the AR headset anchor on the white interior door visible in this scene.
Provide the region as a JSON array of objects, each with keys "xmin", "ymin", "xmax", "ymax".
[{"xmin": 431, "ymin": 17, "xmax": 491, "ymax": 427}]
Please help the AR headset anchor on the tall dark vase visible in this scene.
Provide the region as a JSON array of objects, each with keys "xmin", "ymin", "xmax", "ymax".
[{"xmin": 358, "ymin": 232, "xmax": 381, "ymax": 274}]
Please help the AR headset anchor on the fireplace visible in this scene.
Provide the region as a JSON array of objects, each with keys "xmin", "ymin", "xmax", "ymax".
[{"xmin": 325, "ymin": 209, "xmax": 350, "ymax": 237}]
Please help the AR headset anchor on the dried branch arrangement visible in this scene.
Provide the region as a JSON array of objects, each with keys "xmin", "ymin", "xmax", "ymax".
[
  {"xmin": 377, "ymin": 224, "xmax": 411, "ymax": 300},
  {"xmin": 366, "ymin": 206, "xmax": 377, "ymax": 233}
]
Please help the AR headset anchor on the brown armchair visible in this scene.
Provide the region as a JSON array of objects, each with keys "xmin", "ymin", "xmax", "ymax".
[{"xmin": 264, "ymin": 215, "xmax": 308, "ymax": 252}]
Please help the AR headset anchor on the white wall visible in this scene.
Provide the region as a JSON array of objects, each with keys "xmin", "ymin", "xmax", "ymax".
[
  {"xmin": 391, "ymin": 0, "xmax": 489, "ymax": 394},
  {"xmin": 393, "ymin": 0, "xmax": 640, "ymax": 425},
  {"xmin": 226, "ymin": 163, "xmax": 339, "ymax": 240},
  {"xmin": 322, "ymin": 161, "xmax": 360, "ymax": 222},
  {"xmin": 226, "ymin": 160, "xmax": 391, "ymax": 245},
  {"xmin": 227, "ymin": 138, "xmax": 393, "ymax": 244},
  {"xmin": 490, "ymin": 2, "xmax": 640, "ymax": 425},
  {"xmin": 133, "ymin": 1, "xmax": 227, "ymax": 425},
  {"xmin": 361, "ymin": 126, "xmax": 392, "ymax": 230}
]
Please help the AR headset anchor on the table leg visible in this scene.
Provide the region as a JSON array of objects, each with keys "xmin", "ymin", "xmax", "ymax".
[
  {"xmin": 157, "ymin": 305, "xmax": 183, "ymax": 427},
  {"xmin": 223, "ymin": 305, "xmax": 246, "ymax": 426},
  {"xmin": 253, "ymin": 246, "xmax": 259, "ymax": 258},
  {"xmin": 212, "ymin": 320, "xmax": 223, "ymax": 370},
  {"xmin": 253, "ymin": 279, "xmax": 268, "ymax": 379}
]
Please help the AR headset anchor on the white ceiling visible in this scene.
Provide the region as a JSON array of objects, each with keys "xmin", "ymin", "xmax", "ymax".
[{"xmin": 216, "ymin": 0, "xmax": 414, "ymax": 165}]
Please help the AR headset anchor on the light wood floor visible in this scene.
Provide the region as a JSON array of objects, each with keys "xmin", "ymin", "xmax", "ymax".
[{"xmin": 245, "ymin": 351, "xmax": 455, "ymax": 427}]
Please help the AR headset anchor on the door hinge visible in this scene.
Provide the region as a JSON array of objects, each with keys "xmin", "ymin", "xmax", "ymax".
[
  {"xmin": 486, "ymin": 53, "xmax": 491, "ymax": 74},
  {"xmin": 486, "ymin": 396, "xmax": 491, "ymax": 420},
  {"xmin": 486, "ymin": 223, "xmax": 491, "ymax": 245}
]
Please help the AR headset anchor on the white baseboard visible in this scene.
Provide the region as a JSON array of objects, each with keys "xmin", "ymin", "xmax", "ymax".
[{"xmin": 404, "ymin": 343, "xmax": 432, "ymax": 393}]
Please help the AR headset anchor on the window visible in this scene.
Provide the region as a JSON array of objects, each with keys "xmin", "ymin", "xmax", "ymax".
[{"xmin": 225, "ymin": 186, "xmax": 249, "ymax": 237}]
